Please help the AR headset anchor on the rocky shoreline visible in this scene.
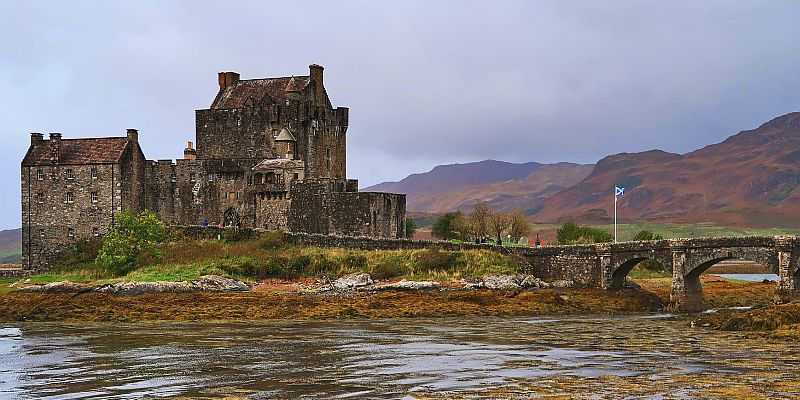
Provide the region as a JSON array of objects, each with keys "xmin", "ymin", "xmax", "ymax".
[
  {"xmin": 13, "ymin": 273, "xmax": 577, "ymax": 296},
  {"xmin": 17, "ymin": 275, "xmax": 250, "ymax": 295}
]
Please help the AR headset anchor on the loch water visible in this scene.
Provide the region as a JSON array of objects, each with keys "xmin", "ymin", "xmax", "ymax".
[{"xmin": 2, "ymin": 315, "xmax": 800, "ymax": 399}]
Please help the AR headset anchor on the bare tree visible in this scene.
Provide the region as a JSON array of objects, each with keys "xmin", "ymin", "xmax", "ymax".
[
  {"xmin": 509, "ymin": 208, "xmax": 531, "ymax": 243},
  {"xmin": 452, "ymin": 211, "xmax": 473, "ymax": 241},
  {"xmin": 488, "ymin": 210, "xmax": 511, "ymax": 245},
  {"xmin": 469, "ymin": 201, "xmax": 491, "ymax": 240}
]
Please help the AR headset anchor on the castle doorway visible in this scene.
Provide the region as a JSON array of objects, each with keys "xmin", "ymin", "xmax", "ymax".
[{"xmin": 223, "ymin": 207, "xmax": 241, "ymax": 228}]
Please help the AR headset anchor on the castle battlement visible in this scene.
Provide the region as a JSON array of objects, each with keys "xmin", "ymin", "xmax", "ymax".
[{"xmin": 20, "ymin": 65, "xmax": 406, "ymax": 270}]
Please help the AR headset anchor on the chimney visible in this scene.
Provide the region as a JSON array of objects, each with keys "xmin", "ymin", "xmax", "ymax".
[
  {"xmin": 184, "ymin": 141, "xmax": 197, "ymax": 160},
  {"xmin": 30, "ymin": 132, "xmax": 43, "ymax": 145},
  {"xmin": 126, "ymin": 128, "xmax": 138, "ymax": 142},
  {"xmin": 218, "ymin": 71, "xmax": 240, "ymax": 89},
  {"xmin": 49, "ymin": 132, "xmax": 61, "ymax": 163},
  {"xmin": 309, "ymin": 64, "xmax": 324, "ymax": 104}
]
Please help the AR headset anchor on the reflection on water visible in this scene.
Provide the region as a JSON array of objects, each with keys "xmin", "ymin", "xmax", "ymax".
[
  {"xmin": 1, "ymin": 315, "xmax": 799, "ymax": 399},
  {"xmin": 713, "ymin": 273, "xmax": 779, "ymax": 282}
]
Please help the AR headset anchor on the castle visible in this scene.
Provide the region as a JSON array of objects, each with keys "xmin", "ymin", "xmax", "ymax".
[{"xmin": 21, "ymin": 64, "xmax": 407, "ymax": 270}]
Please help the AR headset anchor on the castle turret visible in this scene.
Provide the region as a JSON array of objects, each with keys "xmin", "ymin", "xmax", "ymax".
[{"xmin": 274, "ymin": 128, "xmax": 296, "ymax": 159}]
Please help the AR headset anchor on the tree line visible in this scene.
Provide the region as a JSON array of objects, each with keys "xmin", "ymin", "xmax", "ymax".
[{"xmin": 431, "ymin": 202, "xmax": 531, "ymax": 245}]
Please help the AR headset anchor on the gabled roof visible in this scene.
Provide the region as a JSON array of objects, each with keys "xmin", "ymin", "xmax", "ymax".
[
  {"xmin": 22, "ymin": 137, "xmax": 130, "ymax": 166},
  {"xmin": 212, "ymin": 76, "xmax": 311, "ymax": 109},
  {"xmin": 274, "ymin": 128, "xmax": 296, "ymax": 142}
]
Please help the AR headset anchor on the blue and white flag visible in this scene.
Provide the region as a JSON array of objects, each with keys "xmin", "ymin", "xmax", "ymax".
[{"xmin": 615, "ymin": 186, "xmax": 625, "ymax": 196}]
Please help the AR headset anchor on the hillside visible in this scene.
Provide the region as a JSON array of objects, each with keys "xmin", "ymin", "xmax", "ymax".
[
  {"xmin": 0, "ymin": 228, "xmax": 21, "ymax": 264},
  {"xmin": 533, "ymin": 112, "xmax": 800, "ymax": 227},
  {"xmin": 365, "ymin": 160, "xmax": 592, "ymax": 213}
]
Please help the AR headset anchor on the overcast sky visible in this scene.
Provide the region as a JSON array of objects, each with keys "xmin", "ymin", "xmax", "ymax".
[{"xmin": 1, "ymin": 1, "xmax": 799, "ymax": 229}]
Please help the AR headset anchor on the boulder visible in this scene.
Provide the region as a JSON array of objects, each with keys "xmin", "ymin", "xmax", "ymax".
[
  {"xmin": 22, "ymin": 275, "xmax": 250, "ymax": 295},
  {"xmin": 192, "ymin": 275, "xmax": 250, "ymax": 292},
  {"xmin": 551, "ymin": 280, "xmax": 576, "ymax": 288},
  {"xmin": 520, "ymin": 275, "xmax": 550, "ymax": 289},
  {"xmin": 482, "ymin": 275, "xmax": 521, "ymax": 290},
  {"xmin": 333, "ymin": 273, "xmax": 373, "ymax": 290},
  {"xmin": 376, "ymin": 279, "xmax": 439, "ymax": 291},
  {"xmin": 19, "ymin": 281, "xmax": 86, "ymax": 293}
]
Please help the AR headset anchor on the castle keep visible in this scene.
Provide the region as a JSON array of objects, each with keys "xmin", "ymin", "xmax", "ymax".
[{"xmin": 21, "ymin": 65, "xmax": 406, "ymax": 270}]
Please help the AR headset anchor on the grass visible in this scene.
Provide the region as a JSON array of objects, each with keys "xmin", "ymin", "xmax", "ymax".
[
  {"xmin": 2, "ymin": 231, "xmax": 520, "ymax": 288},
  {"xmin": 528, "ymin": 221, "xmax": 798, "ymax": 243}
]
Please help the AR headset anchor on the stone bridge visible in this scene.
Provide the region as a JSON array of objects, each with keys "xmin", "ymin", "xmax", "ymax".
[
  {"xmin": 511, "ymin": 236, "xmax": 800, "ymax": 311},
  {"xmin": 179, "ymin": 227, "xmax": 799, "ymax": 312}
]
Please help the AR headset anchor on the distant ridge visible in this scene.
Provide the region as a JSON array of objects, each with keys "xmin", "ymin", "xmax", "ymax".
[
  {"xmin": 533, "ymin": 112, "xmax": 800, "ymax": 228},
  {"xmin": 0, "ymin": 228, "xmax": 21, "ymax": 264},
  {"xmin": 364, "ymin": 160, "xmax": 593, "ymax": 213}
]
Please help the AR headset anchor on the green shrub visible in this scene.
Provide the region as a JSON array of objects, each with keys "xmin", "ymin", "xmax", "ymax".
[
  {"xmin": 96, "ymin": 211, "xmax": 168, "ymax": 276},
  {"xmin": 556, "ymin": 221, "xmax": 613, "ymax": 244}
]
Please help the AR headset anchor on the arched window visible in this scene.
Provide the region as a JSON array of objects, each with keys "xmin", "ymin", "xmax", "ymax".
[
  {"xmin": 254, "ymin": 173, "xmax": 263, "ymax": 184},
  {"xmin": 266, "ymin": 172, "xmax": 276, "ymax": 184}
]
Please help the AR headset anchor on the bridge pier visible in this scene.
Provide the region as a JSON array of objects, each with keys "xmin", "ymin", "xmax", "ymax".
[
  {"xmin": 668, "ymin": 243, "xmax": 705, "ymax": 312},
  {"xmin": 597, "ymin": 244, "xmax": 613, "ymax": 289},
  {"xmin": 775, "ymin": 237, "xmax": 799, "ymax": 304}
]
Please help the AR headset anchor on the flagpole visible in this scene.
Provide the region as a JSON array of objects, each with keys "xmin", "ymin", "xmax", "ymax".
[{"xmin": 614, "ymin": 189, "xmax": 617, "ymax": 243}]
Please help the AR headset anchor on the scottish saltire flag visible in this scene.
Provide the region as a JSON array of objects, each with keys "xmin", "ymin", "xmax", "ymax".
[{"xmin": 615, "ymin": 186, "xmax": 625, "ymax": 196}]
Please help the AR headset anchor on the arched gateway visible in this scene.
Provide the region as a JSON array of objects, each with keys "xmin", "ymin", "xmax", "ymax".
[{"xmin": 510, "ymin": 236, "xmax": 799, "ymax": 312}]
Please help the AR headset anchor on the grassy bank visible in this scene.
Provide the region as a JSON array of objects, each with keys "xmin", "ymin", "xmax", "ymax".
[
  {"xmin": 1, "ymin": 231, "xmax": 517, "ymax": 288},
  {"xmin": 0, "ymin": 289, "xmax": 664, "ymax": 322}
]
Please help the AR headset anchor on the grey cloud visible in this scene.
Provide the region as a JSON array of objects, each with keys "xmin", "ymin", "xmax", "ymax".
[{"xmin": 1, "ymin": 1, "xmax": 799, "ymax": 229}]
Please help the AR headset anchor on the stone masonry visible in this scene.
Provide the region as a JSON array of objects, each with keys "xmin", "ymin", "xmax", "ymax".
[{"xmin": 21, "ymin": 65, "xmax": 406, "ymax": 270}]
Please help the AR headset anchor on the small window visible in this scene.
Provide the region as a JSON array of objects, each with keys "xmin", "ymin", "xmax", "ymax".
[
  {"xmin": 235, "ymin": 192, "xmax": 240, "ymax": 199},
  {"xmin": 39, "ymin": 228, "xmax": 45, "ymax": 238},
  {"xmin": 68, "ymin": 228, "xmax": 74, "ymax": 238},
  {"xmin": 224, "ymin": 192, "xmax": 228, "ymax": 199},
  {"xmin": 293, "ymin": 173, "xmax": 299, "ymax": 180},
  {"xmin": 190, "ymin": 173, "xmax": 196, "ymax": 183},
  {"xmin": 171, "ymin": 173, "xmax": 177, "ymax": 183},
  {"xmin": 65, "ymin": 169, "xmax": 75, "ymax": 180},
  {"xmin": 272, "ymin": 129, "xmax": 278, "ymax": 138},
  {"xmin": 37, "ymin": 193, "xmax": 44, "ymax": 204},
  {"xmin": 91, "ymin": 167, "xmax": 98, "ymax": 179},
  {"xmin": 207, "ymin": 173, "xmax": 214, "ymax": 182},
  {"xmin": 37, "ymin": 169, "xmax": 44, "ymax": 181},
  {"xmin": 91, "ymin": 192, "xmax": 98, "ymax": 203},
  {"xmin": 66, "ymin": 192, "xmax": 74, "ymax": 204},
  {"xmin": 93, "ymin": 228, "xmax": 99, "ymax": 237}
]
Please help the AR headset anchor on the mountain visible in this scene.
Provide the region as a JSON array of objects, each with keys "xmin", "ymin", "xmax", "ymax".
[
  {"xmin": 366, "ymin": 160, "xmax": 544, "ymax": 195},
  {"xmin": 364, "ymin": 160, "xmax": 593, "ymax": 213},
  {"xmin": 0, "ymin": 228, "xmax": 22, "ymax": 264},
  {"xmin": 533, "ymin": 112, "xmax": 800, "ymax": 228}
]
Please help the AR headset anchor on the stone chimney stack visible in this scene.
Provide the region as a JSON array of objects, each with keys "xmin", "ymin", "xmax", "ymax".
[
  {"xmin": 309, "ymin": 64, "xmax": 324, "ymax": 105},
  {"xmin": 49, "ymin": 132, "xmax": 61, "ymax": 163},
  {"xmin": 30, "ymin": 132, "xmax": 43, "ymax": 146},
  {"xmin": 183, "ymin": 141, "xmax": 197, "ymax": 160},
  {"xmin": 126, "ymin": 128, "xmax": 138, "ymax": 142},
  {"xmin": 218, "ymin": 72, "xmax": 240, "ymax": 90}
]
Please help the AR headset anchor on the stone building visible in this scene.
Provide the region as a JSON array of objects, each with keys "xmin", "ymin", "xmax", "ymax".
[{"xmin": 21, "ymin": 65, "xmax": 406, "ymax": 270}]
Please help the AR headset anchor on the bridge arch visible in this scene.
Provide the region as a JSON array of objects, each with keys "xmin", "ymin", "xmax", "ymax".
[
  {"xmin": 685, "ymin": 249, "xmax": 778, "ymax": 278},
  {"xmin": 609, "ymin": 251, "xmax": 672, "ymax": 289}
]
